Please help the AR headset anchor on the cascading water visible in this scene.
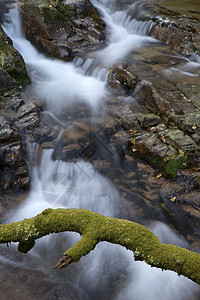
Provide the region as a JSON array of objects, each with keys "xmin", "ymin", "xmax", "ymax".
[{"xmin": 1, "ymin": 1, "xmax": 200, "ymax": 299}]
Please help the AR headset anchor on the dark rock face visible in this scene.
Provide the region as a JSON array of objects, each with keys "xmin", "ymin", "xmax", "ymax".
[
  {"xmin": 0, "ymin": 88, "xmax": 59, "ymax": 218},
  {"xmin": 149, "ymin": 1, "xmax": 200, "ymax": 57},
  {"xmin": 105, "ymin": 47, "xmax": 200, "ymax": 180},
  {"xmin": 0, "ymin": 91, "xmax": 37, "ymax": 194},
  {"xmin": 0, "ymin": 24, "xmax": 30, "ymax": 89},
  {"xmin": 0, "ymin": 24, "xmax": 31, "ymax": 202},
  {"xmin": 20, "ymin": 0, "xmax": 105, "ymax": 60},
  {"xmin": 150, "ymin": 17, "xmax": 200, "ymax": 56}
]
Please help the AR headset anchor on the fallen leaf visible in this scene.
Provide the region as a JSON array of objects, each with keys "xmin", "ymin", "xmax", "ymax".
[
  {"xmin": 170, "ymin": 196, "xmax": 176, "ymax": 202},
  {"xmin": 131, "ymin": 139, "xmax": 135, "ymax": 144}
]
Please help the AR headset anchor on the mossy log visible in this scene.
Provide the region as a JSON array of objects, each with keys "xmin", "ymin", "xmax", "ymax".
[{"xmin": 0, "ymin": 208, "xmax": 200, "ymax": 285}]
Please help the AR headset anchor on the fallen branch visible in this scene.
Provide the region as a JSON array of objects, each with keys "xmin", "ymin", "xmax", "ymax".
[{"xmin": 0, "ymin": 208, "xmax": 199, "ymax": 285}]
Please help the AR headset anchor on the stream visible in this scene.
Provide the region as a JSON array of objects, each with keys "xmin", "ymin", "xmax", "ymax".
[{"xmin": 1, "ymin": 0, "xmax": 200, "ymax": 299}]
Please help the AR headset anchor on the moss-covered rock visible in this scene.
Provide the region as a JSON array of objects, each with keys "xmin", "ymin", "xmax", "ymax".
[{"xmin": 0, "ymin": 24, "xmax": 29, "ymax": 90}]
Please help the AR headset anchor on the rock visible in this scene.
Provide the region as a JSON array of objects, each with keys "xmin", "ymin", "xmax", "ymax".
[
  {"xmin": 121, "ymin": 112, "xmax": 161, "ymax": 130},
  {"xmin": 11, "ymin": 102, "xmax": 40, "ymax": 131},
  {"xmin": 20, "ymin": 0, "xmax": 105, "ymax": 61},
  {"xmin": 0, "ymin": 246, "xmax": 80, "ymax": 300},
  {"xmin": 163, "ymin": 129, "xmax": 198, "ymax": 152},
  {"xmin": 150, "ymin": 19, "xmax": 196, "ymax": 55},
  {"xmin": 173, "ymin": 113, "xmax": 200, "ymax": 134},
  {"xmin": 0, "ymin": 24, "xmax": 30, "ymax": 89},
  {"xmin": 0, "ymin": 116, "xmax": 18, "ymax": 142},
  {"xmin": 0, "ymin": 22, "xmax": 31, "ymax": 194},
  {"xmin": 136, "ymin": 80, "xmax": 172, "ymax": 114},
  {"xmin": 161, "ymin": 177, "xmax": 200, "ymax": 225},
  {"xmin": 0, "ymin": 68, "xmax": 16, "ymax": 90},
  {"xmin": 107, "ymin": 66, "xmax": 138, "ymax": 94},
  {"xmin": 150, "ymin": 3, "xmax": 200, "ymax": 55},
  {"xmin": 0, "ymin": 141, "xmax": 29, "ymax": 191},
  {"xmin": 0, "ymin": 89, "xmax": 50, "ymax": 195}
]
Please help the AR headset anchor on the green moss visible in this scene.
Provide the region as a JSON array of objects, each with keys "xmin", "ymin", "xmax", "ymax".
[
  {"xmin": 56, "ymin": 3, "xmax": 72, "ymax": 18},
  {"xmin": 0, "ymin": 25, "xmax": 30, "ymax": 87},
  {"xmin": 0, "ymin": 208, "xmax": 200, "ymax": 285},
  {"xmin": 164, "ymin": 155, "xmax": 189, "ymax": 178},
  {"xmin": 149, "ymin": 153, "xmax": 190, "ymax": 179}
]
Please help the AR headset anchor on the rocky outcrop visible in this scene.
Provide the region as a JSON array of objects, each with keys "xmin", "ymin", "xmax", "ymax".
[
  {"xmin": 20, "ymin": 0, "xmax": 105, "ymax": 61},
  {"xmin": 0, "ymin": 25, "xmax": 29, "ymax": 192},
  {"xmin": 0, "ymin": 88, "xmax": 60, "ymax": 219},
  {"xmin": 150, "ymin": 16, "xmax": 200, "ymax": 56},
  {"xmin": 149, "ymin": 2, "xmax": 200, "ymax": 57},
  {"xmin": 0, "ymin": 24, "xmax": 29, "ymax": 90},
  {"xmin": 106, "ymin": 58, "xmax": 200, "ymax": 180}
]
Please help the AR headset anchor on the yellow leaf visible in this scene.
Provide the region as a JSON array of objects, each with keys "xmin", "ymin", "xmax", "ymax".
[
  {"xmin": 170, "ymin": 196, "xmax": 176, "ymax": 202},
  {"xmin": 131, "ymin": 139, "xmax": 135, "ymax": 144},
  {"xmin": 156, "ymin": 174, "xmax": 162, "ymax": 178}
]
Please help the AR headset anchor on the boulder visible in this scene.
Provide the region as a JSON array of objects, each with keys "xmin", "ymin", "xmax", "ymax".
[{"xmin": 20, "ymin": 0, "xmax": 105, "ymax": 60}]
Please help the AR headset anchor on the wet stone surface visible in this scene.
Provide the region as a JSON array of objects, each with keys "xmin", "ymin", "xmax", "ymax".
[{"xmin": 20, "ymin": 0, "xmax": 105, "ymax": 61}]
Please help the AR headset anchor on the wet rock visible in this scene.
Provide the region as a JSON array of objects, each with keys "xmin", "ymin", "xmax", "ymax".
[
  {"xmin": 0, "ymin": 68, "xmax": 16, "ymax": 90},
  {"xmin": 172, "ymin": 113, "xmax": 200, "ymax": 135},
  {"xmin": 11, "ymin": 102, "xmax": 40, "ymax": 131},
  {"xmin": 0, "ymin": 116, "xmax": 17, "ymax": 142},
  {"xmin": 127, "ymin": 123, "xmax": 195, "ymax": 178},
  {"xmin": 0, "ymin": 25, "xmax": 31, "ymax": 195},
  {"xmin": 0, "ymin": 246, "xmax": 80, "ymax": 300},
  {"xmin": 0, "ymin": 24, "xmax": 30, "ymax": 89},
  {"xmin": 107, "ymin": 66, "xmax": 138, "ymax": 94},
  {"xmin": 21, "ymin": 0, "xmax": 105, "ymax": 61},
  {"xmin": 163, "ymin": 129, "xmax": 198, "ymax": 152},
  {"xmin": 136, "ymin": 80, "xmax": 172, "ymax": 115},
  {"xmin": 150, "ymin": 16, "xmax": 200, "ymax": 56},
  {"xmin": 0, "ymin": 89, "xmax": 49, "ymax": 196},
  {"xmin": 161, "ymin": 177, "xmax": 200, "ymax": 225},
  {"xmin": 121, "ymin": 112, "xmax": 161, "ymax": 130},
  {"xmin": 0, "ymin": 141, "xmax": 29, "ymax": 191}
]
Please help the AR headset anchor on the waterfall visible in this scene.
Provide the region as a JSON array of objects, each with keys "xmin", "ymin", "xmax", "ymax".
[{"xmin": 1, "ymin": 1, "xmax": 200, "ymax": 300}]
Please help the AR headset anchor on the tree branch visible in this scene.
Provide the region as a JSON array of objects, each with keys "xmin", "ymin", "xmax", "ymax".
[{"xmin": 0, "ymin": 208, "xmax": 199, "ymax": 285}]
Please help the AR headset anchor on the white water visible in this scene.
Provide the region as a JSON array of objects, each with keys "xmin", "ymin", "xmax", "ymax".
[
  {"xmin": 3, "ymin": 6, "xmax": 107, "ymax": 111},
  {"xmin": 2, "ymin": 2, "xmax": 200, "ymax": 300},
  {"xmin": 8, "ymin": 150, "xmax": 118, "ymax": 221},
  {"xmin": 7, "ymin": 150, "xmax": 199, "ymax": 300}
]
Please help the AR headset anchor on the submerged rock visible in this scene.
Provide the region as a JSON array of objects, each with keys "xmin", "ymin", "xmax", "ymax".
[{"xmin": 20, "ymin": 0, "xmax": 105, "ymax": 60}]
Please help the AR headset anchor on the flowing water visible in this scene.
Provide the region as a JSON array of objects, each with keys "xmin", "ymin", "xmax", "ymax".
[{"xmin": 1, "ymin": 1, "xmax": 200, "ymax": 299}]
